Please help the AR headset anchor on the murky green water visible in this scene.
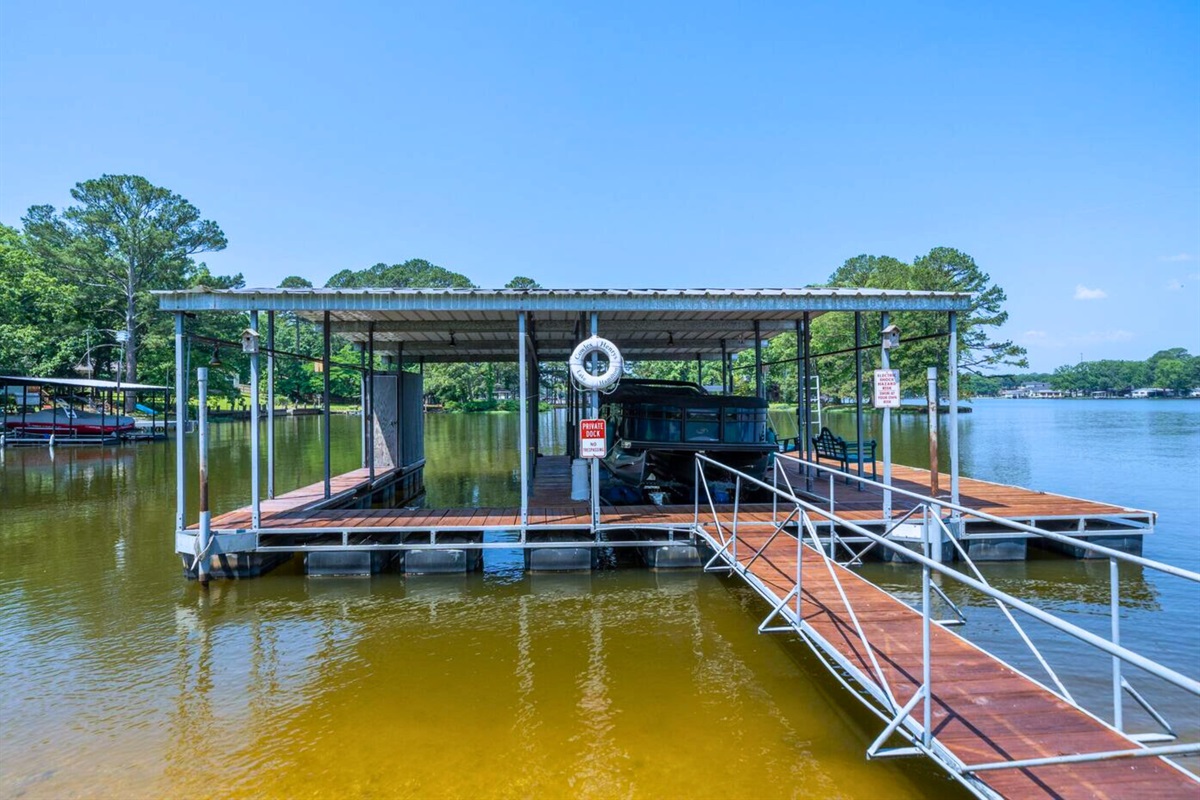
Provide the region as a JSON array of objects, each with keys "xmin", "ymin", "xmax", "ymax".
[{"xmin": 1, "ymin": 401, "xmax": 1197, "ymax": 797}]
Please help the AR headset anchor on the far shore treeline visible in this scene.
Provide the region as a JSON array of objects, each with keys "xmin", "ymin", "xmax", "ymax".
[{"xmin": 2, "ymin": 175, "xmax": 1195, "ymax": 410}]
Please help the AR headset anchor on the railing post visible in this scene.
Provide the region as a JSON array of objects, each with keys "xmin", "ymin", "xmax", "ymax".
[
  {"xmin": 772, "ymin": 455, "xmax": 779, "ymax": 524},
  {"xmin": 796, "ymin": 509, "xmax": 803, "ymax": 621},
  {"xmin": 1111, "ymin": 556, "xmax": 1123, "ymax": 731},
  {"xmin": 922, "ymin": 504, "xmax": 932, "ymax": 747},
  {"xmin": 693, "ymin": 457, "xmax": 700, "ymax": 528},
  {"xmin": 732, "ymin": 475, "xmax": 741, "ymax": 566}
]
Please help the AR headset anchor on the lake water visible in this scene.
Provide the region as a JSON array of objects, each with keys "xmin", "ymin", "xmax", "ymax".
[{"xmin": 1, "ymin": 399, "xmax": 1197, "ymax": 797}]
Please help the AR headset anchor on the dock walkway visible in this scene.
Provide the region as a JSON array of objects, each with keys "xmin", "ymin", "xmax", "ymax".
[
  {"xmin": 775, "ymin": 454, "xmax": 1154, "ymax": 530},
  {"xmin": 707, "ymin": 524, "xmax": 1196, "ymax": 799}
]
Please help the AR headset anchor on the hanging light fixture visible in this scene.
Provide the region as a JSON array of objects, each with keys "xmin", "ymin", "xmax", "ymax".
[{"xmin": 209, "ymin": 346, "xmax": 223, "ymax": 368}]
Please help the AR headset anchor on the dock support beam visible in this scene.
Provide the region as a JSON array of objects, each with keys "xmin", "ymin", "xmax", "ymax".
[
  {"xmin": 174, "ymin": 313, "xmax": 186, "ymax": 532},
  {"xmin": 518, "ymin": 311, "xmax": 529, "ymax": 528},
  {"xmin": 854, "ymin": 311, "xmax": 864, "ymax": 481},
  {"xmin": 754, "ymin": 320, "xmax": 763, "ymax": 400},
  {"xmin": 267, "ymin": 311, "xmax": 275, "ymax": 499},
  {"xmin": 359, "ymin": 344, "xmax": 366, "ymax": 469},
  {"xmin": 881, "ymin": 311, "xmax": 893, "ymax": 520},
  {"xmin": 250, "ymin": 310, "xmax": 261, "ymax": 529},
  {"xmin": 802, "ymin": 313, "xmax": 812, "ymax": 482},
  {"xmin": 367, "ymin": 323, "xmax": 375, "ymax": 481},
  {"xmin": 590, "ymin": 312, "xmax": 600, "ymax": 530},
  {"xmin": 323, "ymin": 311, "xmax": 331, "ymax": 499},
  {"xmin": 795, "ymin": 319, "xmax": 803, "ymax": 460},
  {"xmin": 948, "ymin": 310, "xmax": 960, "ymax": 510}
]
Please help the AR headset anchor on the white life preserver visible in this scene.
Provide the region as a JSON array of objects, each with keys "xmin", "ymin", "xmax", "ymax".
[{"xmin": 569, "ymin": 336, "xmax": 623, "ymax": 390}]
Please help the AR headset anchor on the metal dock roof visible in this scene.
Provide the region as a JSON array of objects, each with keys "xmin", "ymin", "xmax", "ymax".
[{"xmin": 155, "ymin": 286, "xmax": 974, "ymax": 362}]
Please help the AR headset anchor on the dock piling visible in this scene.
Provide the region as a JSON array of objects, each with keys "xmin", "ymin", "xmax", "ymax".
[{"xmin": 197, "ymin": 367, "xmax": 210, "ymax": 587}]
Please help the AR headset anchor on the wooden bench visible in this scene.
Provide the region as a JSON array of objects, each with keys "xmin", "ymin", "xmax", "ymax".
[{"xmin": 811, "ymin": 427, "xmax": 877, "ymax": 485}]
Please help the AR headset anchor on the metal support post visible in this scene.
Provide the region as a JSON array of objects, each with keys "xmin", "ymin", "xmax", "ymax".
[
  {"xmin": 721, "ymin": 339, "xmax": 728, "ymax": 393},
  {"xmin": 1111, "ymin": 557, "xmax": 1123, "ymax": 730},
  {"xmin": 696, "ymin": 353, "xmax": 702, "ymax": 387},
  {"xmin": 197, "ymin": 367, "xmax": 211, "ymax": 587},
  {"xmin": 927, "ymin": 367, "xmax": 939, "ymax": 498},
  {"xmin": 266, "ymin": 311, "xmax": 275, "ymax": 499},
  {"xmin": 803, "ymin": 313, "xmax": 812, "ymax": 482},
  {"xmin": 754, "ymin": 320, "xmax": 763, "ymax": 400},
  {"xmin": 322, "ymin": 311, "xmax": 331, "ymax": 499},
  {"xmin": 396, "ymin": 342, "xmax": 404, "ymax": 471},
  {"xmin": 518, "ymin": 312, "xmax": 529, "ymax": 528},
  {"xmin": 359, "ymin": 344, "xmax": 367, "ymax": 469},
  {"xmin": 948, "ymin": 310, "xmax": 960, "ymax": 511},
  {"xmin": 174, "ymin": 313, "xmax": 186, "ymax": 531},
  {"xmin": 250, "ymin": 310, "xmax": 261, "ymax": 529},
  {"xmin": 590, "ymin": 312, "xmax": 600, "ymax": 529},
  {"xmin": 854, "ymin": 311, "xmax": 864, "ymax": 481},
  {"xmin": 367, "ymin": 323, "xmax": 375, "ymax": 480},
  {"xmin": 881, "ymin": 312, "xmax": 893, "ymax": 520}
]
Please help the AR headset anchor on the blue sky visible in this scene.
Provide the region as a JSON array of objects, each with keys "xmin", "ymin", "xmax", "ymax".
[{"xmin": 1, "ymin": 1, "xmax": 1196, "ymax": 372}]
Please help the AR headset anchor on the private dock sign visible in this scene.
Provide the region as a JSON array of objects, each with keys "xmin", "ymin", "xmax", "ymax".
[
  {"xmin": 580, "ymin": 419, "xmax": 607, "ymax": 458},
  {"xmin": 873, "ymin": 369, "xmax": 901, "ymax": 408}
]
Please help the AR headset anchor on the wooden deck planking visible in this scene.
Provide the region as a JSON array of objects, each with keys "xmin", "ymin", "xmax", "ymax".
[
  {"xmin": 726, "ymin": 527, "xmax": 1193, "ymax": 799},
  {"xmin": 775, "ymin": 455, "xmax": 1150, "ymax": 524}
]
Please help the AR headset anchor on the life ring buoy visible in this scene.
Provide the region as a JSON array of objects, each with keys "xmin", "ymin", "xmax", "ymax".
[{"xmin": 569, "ymin": 336, "xmax": 623, "ymax": 390}]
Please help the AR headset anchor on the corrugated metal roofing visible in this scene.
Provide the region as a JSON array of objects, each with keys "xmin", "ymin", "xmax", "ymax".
[{"xmin": 155, "ymin": 287, "xmax": 972, "ymax": 362}]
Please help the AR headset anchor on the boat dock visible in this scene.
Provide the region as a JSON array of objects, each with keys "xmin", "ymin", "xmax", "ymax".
[
  {"xmin": 191, "ymin": 452, "xmax": 1156, "ymax": 567},
  {"xmin": 158, "ymin": 286, "xmax": 1199, "ymax": 797}
]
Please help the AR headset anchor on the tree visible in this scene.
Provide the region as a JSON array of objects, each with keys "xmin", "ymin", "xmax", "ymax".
[
  {"xmin": 23, "ymin": 175, "xmax": 226, "ymax": 405},
  {"xmin": 0, "ymin": 224, "xmax": 86, "ymax": 376},
  {"xmin": 505, "ymin": 276, "xmax": 542, "ymax": 289},
  {"xmin": 326, "ymin": 259, "xmax": 474, "ymax": 289},
  {"xmin": 809, "ymin": 248, "xmax": 1027, "ymax": 396},
  {"xmin": 1153, "ymin": 358, "xmax": 1192, "ymax": 395}
]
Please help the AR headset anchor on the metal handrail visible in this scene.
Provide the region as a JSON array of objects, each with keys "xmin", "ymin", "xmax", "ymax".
[
  {"xmin": 932, "ymin": 514, "xmax": 1075, "ymax": 704},
  {"xmin": 779, "ymin": 454, "xmax": 1197, "ymax": 583},
  {"xmin": 693, "ymin": 453, "xmax": 1200, "ymax": 700},
  {"xmin": 694, "ymin": 452, "xmax": 1200, "ymax": 782}
]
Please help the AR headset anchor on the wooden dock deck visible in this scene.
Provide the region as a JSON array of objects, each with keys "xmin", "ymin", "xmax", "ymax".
[
  {"xmin": 710, "ymin": 525, "xmax": 1196, "ymax": 799},
  {"xmin": 774, "ymin": 453, "xmax": 1155, "ymax": 529}
]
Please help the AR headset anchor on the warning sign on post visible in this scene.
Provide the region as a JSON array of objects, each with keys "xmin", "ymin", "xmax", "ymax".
[
  {"xmin": 580, "ymin": 419, "xmax": 607, "ymax": 458},
  {"xmin": 873, "ymin": 369, "xmax": 901, "ymax": 408}
]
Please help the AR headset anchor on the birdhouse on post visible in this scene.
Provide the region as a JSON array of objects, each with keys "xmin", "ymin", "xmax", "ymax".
[
  {"xmin": 241, "ymin": 328, "xmax": 260, "ymax": 354},
  {"xmin": 881, "ymin": 324, "xmax": 901, "ymax": 350}
]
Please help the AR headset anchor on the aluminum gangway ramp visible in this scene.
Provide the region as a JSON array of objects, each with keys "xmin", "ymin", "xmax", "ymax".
[{"xmin": 698, "ymin": 524, "xmax": 1198, "ymax": 800}]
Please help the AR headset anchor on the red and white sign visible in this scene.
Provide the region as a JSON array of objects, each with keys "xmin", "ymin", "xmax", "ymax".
[
  {"xmin": 580, "ymin": 418, "xmax": 607, "ymax": 458},
  {"xmin": 873, "ymin": 369, "xmax": 901, "ymax": 409}
]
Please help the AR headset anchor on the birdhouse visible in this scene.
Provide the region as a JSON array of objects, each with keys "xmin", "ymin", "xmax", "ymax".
[
  {"xmin": 881, "ymin": 324, "xmax": 901, "ymax": 350},
  {"xmin": 241, "ymin": 328, "xmax": 260, "ymax": 354}
]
